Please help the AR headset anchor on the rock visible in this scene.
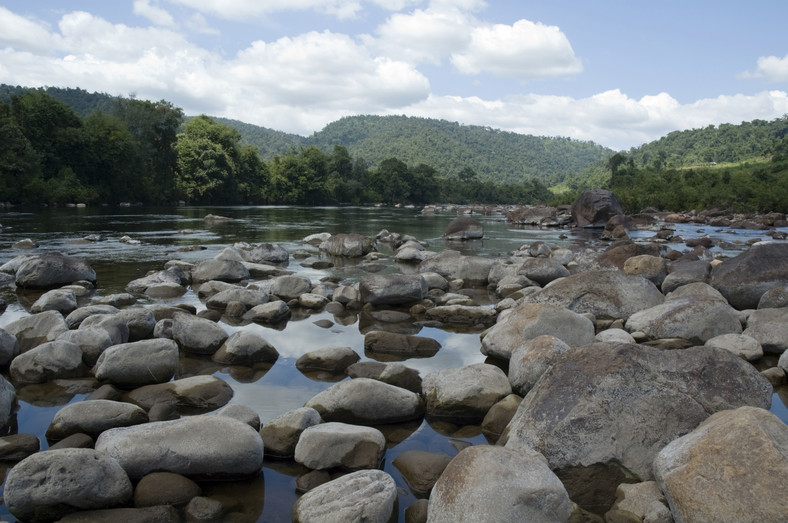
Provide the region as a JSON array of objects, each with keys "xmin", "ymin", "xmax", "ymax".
[
  {"xmin": 518, "ymin": 257, "xmax": 570, "ymax": 285},
  {"xmin": 661, "ymin": 260, "xmax": 712, "ymax": 294},
  {"xmin": 294, "ymin": 422, "xmax": 386, "ymax": 470},
  {"xmin": 481, "ymin": 302, "xmax": 595, "ymax": 360},
  {"xmin": 185, "ymin": 496, "xmax": 225, "ymax": 521},
  {"xmin": 171, "ymin": 311, "xmax": 228, "ymax": 355},
  {"xmin": 56, "ymin": 506, "xmax": 179, "ymax": 523},
  {"xmin": 267, "ymin": 274, "xmax": 312, "ymax": 300},
  {"xmin": 205, "ymin": 288, "xmax": 268, "ymax": 311},
  {"xmin": 525, "ymin": 270, "xmax": 665, "ymax": 320},
  {"xmin": 359, "ymin": 273, "xmax": 427, "ymax": 306},
  {"xmin": 710, "ymin": 242, "xmax": 788, "ymax": 309},
  {"xmin": 15, "ymin": 252, "xmax": 97, "ymax": 289},
  {"xmin": 378, "ymin": 363, "xmax": 422, "ymax": 394},
  {"xmin": 196, "ymin": 280, "xmax": 237, "ymax": 298},
  {"xmin": 123, "ymin": 375, "xmax": 234, "ymax": 414},
  {"xmin": 0, "ymin": 433, "xmax": 40, "ymax": 461},
  {"xmin": 507, "ymin": 205, "xmax": 559, "ymax": 225},
  {"xmin": 94, "ymin": 339, "xmax": 179, "ymax": 387},
  {"xmin": 595, "ymin": 328, "xmax": 636, "ymax": 344},
  {"xmin": 305, "ymin": 377, "xmax": 424, "ymax": 425},
  {"xmin": 508, "ymin": 335, "xmax": 572, "ymax": 396},
  {"xmin": 65, "ymin": 304, "xmax": 120, "ymax": 329},
  {"xmin": 392, "ymin": 450, "xmax": 452, "ymax": 496},
  {"xmin": 30, "ymin": 288, "xmax": 78, "ymax": 315},
  {"xmin": 623, "ymin": 255, "xmax": 668, "ymax": 287},
  {"xmin": 363, "ymin": 330, "xmax": 440, "ymax": 359},
  {"xmin": 191, "ymin": 259, "xmax": 250, "ymax": 283},
  {"xmin": 0, "ymin": 326, "xmax": 20, "ymax": 365},
  {"xmin": 248, "ymin": 243, "xmax": 290, "ymax": 265},
  {"xmin": 214, "ymin": 404, "xmax": 260, "ymax": 430},
  {"xmin": 424, "ymin": 304, "xmax": 498, "ymax": 326},
  {"xmin": 571, "ymin": 189, "xmax": 624, "ymax": 228},
  {"xmin": 260, "ymin": 407, "xmax": 322, "ymax": 458},
  {"xmin": 743, "ymin": 307, "xmax": 788, "ymax": 353},
  {"xmin": 211, "ymin": 331, "xmax": 279, "ymax": 365},
  {"xmin": 419, "ymin": 250, "xmax": 495, "ymax": 286},
  {"xmin": 46, "ymin": 399, "xmax": 149, "ymax": 440},
  {"xmin": 4, "ymin": 448, "xmax": 133, "ymax": 522},
  {"xmin": 93, "ymin": 293, "xmax": 137, "ymax": 307},
  {"xmin": 292, "ymin": 469, "xmax": 397, "ymax": 523},
  {"xmin": 405, "ymin": 499, "xmax": 429, "ymax": 523},
  {"xmin": 79, "ymin": 313, "xmax": 129, "ymax": 346},
  {"xmin": 481, "ymin": 394, "xmax": 522, "ymax": 443},
  {"xmin": 429, "ymin": 445, "xmax": 572, "ymax": 522},
  {"xmin": 502, "ymin": 344, "xmax": 772, "ymax": 483},
  {"xmin": 319, "ymin": 233, "xmax": 374, "ymax": 257},
  {"xmin": 95, "ymin": 415, "xmax": 264, "ymax": 480},
  {"xmin": 654, "ymin": 407, "xmax": 788, "ymax": 522},
  {"xmin": 624, "ymin": 295, "xmax": 742, "ymax": 343},
  {"xmin": 422, "ymin": 363, "xmax": 512, "ymax": 423},
  {"xmin": 758, "ymin": 284, "xmax": 788, "ymax": 309},
  {"xmin": 5, "ymin": 310, "xmax": 68, "ymax": 352},
  {"xmin": 704, "ymin": 333, "xmax": 763, "ymax": 361},
  {"xmin": 443, "ymin": 216, "xmax": 483, "ymax": 240},
  {"xmin": 299, "ymin": 292, "xmax": 329, "ymax": 309},
  {"xmin": 604, "ymin": 481, "xmax": 669, "ymax": 523},
  {"xmin": 296, "ymin": 346, "xmax": 360, "ymax": 374},
  {"xmin": 133, "ymin": 471, "xmax": 202, "ymax": 508},
  {"xmin": 116, "ymin": 308, "xmax": 157, "ymax": 342},
  {"xmin": 126, "ymin": 267, "xmax": 187, "ymax": 295},
  {"xmin": 244, "ymin": 301, "xmax": 291, "ymax": 323},
  {"xmin": 0, "ymin": 375, "xmax": 16, "ymax": 432},
  {"xmin": 664, "ymin": 281, "xmax": 727, "ymax": 302},
  {"xmin": 144, "ymin": 281, "xmax": 187, "ymax": 298},
  {"xmin": 10, "ymin": 340, "xmax": 85, "ymax": 384},
  {"xmin": 303, "ymin": 232, "xmax": 332, "ymax": 246},
  {"xmin": 61, "ymin": 324, "xmax": 118, "ymax": 366}
]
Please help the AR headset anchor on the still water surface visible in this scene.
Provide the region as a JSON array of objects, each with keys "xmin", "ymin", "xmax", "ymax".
[{"xmin": 0, "ymin": 206, "xmax": 784, "ymax": 522}]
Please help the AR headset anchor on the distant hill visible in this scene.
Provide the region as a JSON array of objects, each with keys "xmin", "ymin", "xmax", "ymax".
[{"xmin": 0, "ymin": 85, "xmax": 119, "ymax": 117}]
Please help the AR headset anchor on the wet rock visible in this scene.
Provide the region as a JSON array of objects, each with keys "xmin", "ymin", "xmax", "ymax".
[
  {"xmin": 299, "ymin": 292, "xmax": 329, "ymax": 309},
  {"xmin": 171, "ymin": 311, "xmax": 228, "ymax": 355},
  {"xmin": 429, "ymin": 445, "xmax": 572, "ymax": 522},
  {"xmin": 116, "ymin": 308, "xmax": 156, "ymax": 342},
  {"xmin": 144, "ymin": 281, "xmax": 187, "ymax": 298},
  {"xmin": 502, "ymin": 344, "xmax": 772, "ymax": 482},
  {"xmin": 79, "ymin": 313, "xmax": 129, "ymax": 346},
  {"xmin": 205, "ymin": 288, "xmax": 268, "ymax": 311},
  {"xmin": 443, "ymin": 216, "xmax": 483, "ymax": 240},
  {"xmin": 126, "ymin": 267, "xmax": 188, "ymax": 294},
  {"xmin": 378, "ymin": 363, "xmax": 422, "ymax": 394},
  {"xmin": 260, "ymin": 407, "xmax": 322, "ymax": 458},
  {"xmin": 0, "ymin": 326, "xmax": 20, "ymax": 365},
  {"xmin": 5, "ymin": 310, "xmax": 68, "ymax": 352},
  {"xmin": 46, "ymin": 399, "xmax": 148, "ymax": 440},
  {"xmin": 303, "ymin": 232, "xmax": 331, "ymax": 246},
  {"xmin": 508, "ymin": 335, "xmax": 572, "ymax": 396},
  {"xmin": 94, "ymin": 339, "xmax": 179, "ymax": 387},
  {"xmin": 518, "ymin": 257, "xmax": 569, "ymax": 285},
  {"xmin": 292, "ymin": 469, "xmax": 397, "ymax": 523},
  {"xmin": 65, "ymin": 304, "xmax": 120, "ymax": 329},
  {"xmin": 15, "ymin": 252, "xmax": 97, "ymax": 289},
  {"xmin": 422, "ymin": 363, "xmax": 511, "ymax": 423},
  {"xmin": 363, "ymin": 330, "xmax": 440, "ymax": 360},
  {"xmin": 392, "ymin": 450, "xmax": 452, "ymax": 496},
  {"xmin": 93, "ymin": 293, "xmax": 137, "ymax": 307},
  {"xmin": 571, "ymin": 189, "xmax": 624, "ymax": 228},
  {"xmin": 191, "ymin": 259, "xmax": 250, "ymax": 284},
  {"xmin": 305, "ymin": 377, "xmax": 424, "ymax": 425},
  {"xmin": 743, "ymin": 307, "xmax": 788, "ymax": 353},
  {"xmin": 319, "ymin": 233, "xmax": 374, "ymax": 257},
  {"xmin": 4, "ymin": 448, "xmax": 133, "ymax": 522},
  {"xmin": 57, "ymin": 505, "xmax": 179, "ymax": 523},
  {"xmin": 704, "ymin": 333, "xmax": 763, "ymax": 361},
  {"xmin": 211, "ymin": 331, "xmax": 279, "ymax": 366},
  {"xmin": 296, "ymin": 346, "xmax": 359, "ymax": 374},
  {"xmin": 123, "ymin": 375, "xmax": 234, "ymax": 414},
  {"xmin": 595, "ymin": 328, "xmax": 636, "ymax": 344},
  {"xmin": 185, "ymin": 496, "xmax": 225, "ymax": 521},
  {"xmin": 481, "ymin": 394, "xmax": 522, "ymax": 443},
  {"xmin": 47, "ymin": 433, "xmax": 94, "ymax": 451},
  {"xmin": 359, "ymin": 273, "xmax": 428, "ymax": 306},
  {"xmin": 196, "ymin": 280, "xmax": 237, "ymax": 298},
  {"xmin": 0, "ymin": 433, "xmax": 40, "ymax": 461},
  {"xmin": 419, "ymin": 249, "xmax": 495, "ymax": 286},
  {"xmin": 267, "ymin": 274, "xmax": 312, "ymax": 300},
  {"xmin": 133, "ymin": 471, "xmax": 202, "ymax": 508},
  {"xmin": 248, "ymin": 243, "xmax": 290, "ymax": 265},
  {"xmin": 243, "ymin": 301, "xmax": 291, "ymax": 323},
  {"xmin": 30, "ymin": 288, "xmax": 78, "ymax": 315},
  {"xmin": 95, "ymin": 415, "xmax": 264, "ymax": 480},
  {"xmin": 424, "ymin": 304, "xmax": 498, "ymax": 326},
  {"xmin": 10, "ymin": 340, "xmax": 85, "ymax": 384},
  {"xmin": 294, "ymin": 422, "xmax": 386, "ymax": 470},
  {"xmin": 710, "ymin": 242, "xmax": 788, "ymax": 309},
  {"xmin": 604, "ymin": 481, "xmax": 670, "ymax": 523},
  {"xmin": 625, "ymin": 295, "xmax": 742, "ymax": 343},
  {"xmin": 654, "ymin": 406, "xmax": 788, "ymax": 522},
  {"xmin": 481, "ymin": 302, "xmax": 595, "ymax": 360},
  {"xmin": 0, "ymin": 375, "xmax": 15, "ymax": 432}
]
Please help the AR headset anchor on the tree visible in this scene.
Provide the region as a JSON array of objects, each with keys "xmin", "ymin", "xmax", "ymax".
[{"xmin": 0, "ymin": 101, "xmax": 42, "ymax": 203}]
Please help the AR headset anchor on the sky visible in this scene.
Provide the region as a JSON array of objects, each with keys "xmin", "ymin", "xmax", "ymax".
[{"xmin": 1, "ymin": 1, "xmax": 787, "ymax": 151}]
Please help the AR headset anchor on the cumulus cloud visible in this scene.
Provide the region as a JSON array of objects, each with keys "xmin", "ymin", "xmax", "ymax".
[
  {"xmin": 169, "ymin": 0, "xmax": 367, "ymax": 19},
  {"xmin": 741, "ymin": 54, "xmax": 788, "ymax": 82},
  {"xmin": 0, "ymin": 7, "xmax": 55, "ymax": 53},
  {"xmin": 133, "ymin": 0, "xmax": 176, "ymax": 27}
]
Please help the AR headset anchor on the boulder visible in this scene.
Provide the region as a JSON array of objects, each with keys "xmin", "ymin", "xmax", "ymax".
[
  {"xmin": 15, "ymin": 252, "xmax": 97, "ymax": 289},
  {"xmin": 58, "ymin": 328, "xmax": 114, "ymax": 367},
  {"xmin": 5, "ymin": 310, "xmax": 68, "ymax": 352},
  {"xmin": 743, "ymin": 307, "xmax": 788, "ymax": 353},
  {"xmin": 191, "ymin": 259, "xmax": 250, "ymax": 284},
  {"xmin": 79, "ymin": 313, "xmax": 129, "ymax": 346},
  {"xmin": 299, "ymin": 293, "xmax": 329, "ymax": 309},
  {"xmin": 422, "ymin": 363, "xmax": 511, "ymax": 423},
  {"xmin": 133, "ymin": 471, "xmax": 202, "ymax": 508},
  {"xmin": 0, "ymin": 327, "xmax": 20, "ymax": 366},
  {"xmin": 243, "ymin": 301, "xmax": 291, "ymax": 323},
  {"xmin": 359, "ymin": 273, "xmax": 427, "ymax": 306},
  {"xmin": 123, "ymin": 375, "xmax": 234, "ymax": 414},
  {"xmin": 502, "ymin": 344, "xmax": 772, "ymax": 482},
  {"xmin": 211, "ymin": 331, "xmax": 279, "ymax": 365},
  {"xmin": 259, "ymin": 407, "xmax": 322, "ymax": 458},
  {"xmin": 604, "ymin": 481, "xmax": 670, "ymax": 523},
  {"xmin": 56, "ymin": 505, "xmax": 179, "ymax": 522},
  {"xmin": 624, "ymin": 295, "xmax": 742, "ymax": 343},
  {"xmin": 419, "ymin": 250, "xmax": 495, "ymax": 286},
  {"xmin": 661, "ymin": 260, "xmax": 712, "ymax": 294},
  {"xmin": 267, "ymin": 274, "xmax": 312, "ymax": 301},
  {"xmin": 30, "ymin": 288, "xmax": 78, "ymax": 315},
  {"xmin": 525, "ymin": 270, "xmax": 665, "ymax": 320},
  {"xmin": 654, "ymin": 407, "xmax": 788, "ymax": 522},
  {"xmin": 4, "ymin": 448, "xmax": 132, "ymax": 522},
  {"xmin": 710, "ymin": 242, "xmax": 788, "ymax": 309},
  {"xmin": 363, "ymin": 331, "xmax": 440, "ymax": 359},
  {"xmin": 392, "ymin": 450, "xmax": 452, "ymax": 496},
  {"xmin": 215, "ymin": 404, "xmax": 261, "ymax": 430},
  {"xmin": 292, "ymin": 470, "xmax": 397, "ymax": 523},
  {"xmin": 65, "ymin": 305, "xmax": 120, "ymax": 329},
  {"xmin": 508, "ymin": 335, "xmax": 572, "ymax": 396},
  {"xmin": 116, "ymin": 308, "xmax": 157, "ymax": 341},
  {"xmin": 571, "ymin": 189, "xmax": 624, "ymax": 228},
  {"xmin": 428, "ymin": 445, "xmax": 572, "ymax": 522},
  {"xmin": 294, "ymin": 422, "xmax": 386, "ymax": 470},
  {"xmin": 319, "ymin": 233, "xmax": 374, "ymax": 257},
  {"xmin": 758, "ymin": 284, "xmax": 788, "ymax": 309},
  {"xmin": 481, "ymin": 394, "xmax": 523, "ymax": 443},
  {"xmin": 46, "ymin": 399, "xmax": 148, "ymax": 440},
  {"xmin": 0, "ymin": 433, "xmax": 40, "ymax": 461},
  {"xmin": 425, "ymin": 304, "xmax": 498, "ymax": 326},
  {"xmin": 248, "ymin": 243, "xmax": 290, "ymax": 265},
  {"xmin": 94, "ymin": 339, "xmax": 179, "ymax": 387},
  {"xmin": 296, "ymin": 347, "xmax": 359, "ymax": 374},
  {"xmin": 171, "ymin": 312, "xmax": 228, "ymax": 355},
  {"xmin": 704, "ymin": 333, "xmax": 763, "ymax": 361},
  {"xmin": 205, "ymin": 288, "xmax": 268, "ymax": 311},
  {"xmin": 518, "ymin": 257, "xmax": 569, "ymax": 286},
  {"xmin": 10, "ymin": 340, "xmax": 85, "ymax": 384},
  {"xmin": 481, "ymin": 302, "xmax": 595, "ymax": 360},
  {"xmin": 126, "ymin": 267, "xmax": 187, "ymax": 295},
  {"xmin": 443, "ymin": 216, "xmax": 483, "ymax": 240},
  {"xmin": 595, "ymin": 243, "xmax": 662, "ymax": 270},
  {"xmin": 305, "ymin": 377, "xmax": 424, "ymax": 425},
  {"xmin": 623, "ymin": 255, "xmax": 668, "ymax": 287}
]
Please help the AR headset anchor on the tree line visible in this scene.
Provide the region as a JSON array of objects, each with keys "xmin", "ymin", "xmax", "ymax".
[{"xmin": 0, "ymin": 91, "xmax": 551, "ymax": 206}]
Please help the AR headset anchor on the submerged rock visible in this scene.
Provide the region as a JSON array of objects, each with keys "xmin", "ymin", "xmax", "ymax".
[{"xmin": 292, "ymin": 469, "xmax": 397, "ymax": 523}]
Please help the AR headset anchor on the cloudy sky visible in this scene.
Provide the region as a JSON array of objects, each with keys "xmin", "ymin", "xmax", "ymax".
[{"xmin": 1, "ymin": 1, "xmax": 787, "ymax": 150}]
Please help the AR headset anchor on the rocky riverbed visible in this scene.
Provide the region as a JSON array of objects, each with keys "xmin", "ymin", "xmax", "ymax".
[{"xmin": 0, "ymin": 192, "xmax": 787, "ymax": 522}]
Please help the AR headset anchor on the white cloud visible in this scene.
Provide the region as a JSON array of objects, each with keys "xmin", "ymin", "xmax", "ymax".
[
  {"xmin": 0, "ymin": 7, "xmax": 54, "ymax": 53},
  {"xmin": 185, "ymin": 13, "xmax": 220, "ymax": 35},
  {"xmin": 451, "ymin": 19, "xmax": 582, "ymax": 78},
  {"xmin": 169, "ymin": 0, "xmax": 366, "ymax": 20},
  {"xmin": 133, "ymin": 0, "xmax": 176, "ymax": 27},
  {"xmin": 741, "ymin": 54, "xmax": 788, "ymax": 82}
]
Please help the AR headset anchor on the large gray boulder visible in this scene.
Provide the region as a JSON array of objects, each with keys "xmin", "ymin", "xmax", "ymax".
[
  {"xmin": 125, "ymin": 267, "xmax": 187, "ymax": 295},
  {"xmin": 46, "ymin": 399, "xmax": 148, "ymax": 440},
  {"xmin": 4, "ymin": 448, "xmax": 132, "ymax": 522},
  {"xmin": 443, "ymin": 216, "xmax": 483, "ymax": 240},
  {"xmin": 248, "ymin": 243, "xmax": 290, "ymax": 265},
  {"xmin": 294, "ymin": 422, "xmax": 386, "ymax": 470},
  {"xmin": 211, "ymin": 331, "xmax": 279, "ymax": 365},
  {"xmin": 571, "ymin": 189, "xmax": 624, "ymax": 228},
  {"xmin": 94, "ymin": 339, "xmax": 179, "ymax": 387},
  {"xmin": 295, "ymin": 346, "xmax": 359, "ymax": 374},
  {"xmin": 0, "ymin": 327, "xmax": 20, "ymax": 366},
  {"xmin": 428, "ymin": 445, "xmax": 572, "ymax": 523},
  {"xmin": 319, "ymin": 233, "xmax": 374, "ymax": 257},
  {"xmin": 359, "ymin": 273, "xmax": 428, "ymax": 306},
  {"xmin": 267, "ymin": 274, "xmax": 312, "ymax": 301},
  {"xmin": 116, "ymin": 308, "xmax": 156, "ymax": 342},
  {"xmin": 304, "ymin": 377, "xmax": 424, "ymax": 425},
  {"xmin": 481, "ymin": 302, "xmax": 595, "ymax": 360},
  {"xmin": 424, "ymin": 304, "xmax": 498, "ymax": 326},
  {"xmin": 15, "ymin": 252, "xmax": 97, "ymax": 289},
  {"xmin": 65, "ymin": 305, "xmax": 120, "ymax": 329},
  {"xmin": 58, "ymin": 327, "xmax": 114, "ymax": 367},
  {"xmin": 171, "ymin": 312, "xmax": 228, "ymax": 355},
  {"xmin": 502, "ymin": 344, "xmax": 772, "ymax": 482},
  {"xmin": 30, "ymin": 289, "xmax": 78, "ymax": 315},
  {"xmin": 79, "ymin": 314, "xmax": 129, "ymax": 346},
  {"xmin": 654, "ymin": 407, "xmax": 788, "ymax": 522},
  {"xmin": 419, "ymin": 250, "xmax": 496, "ymax": 286},
  {"xmin": 743, "ymin": 307, "xmax": 788, "ymax": 354},
  {"xmin": 525, "ymin": 270, "xmax": 665, "ymax": 320},
  {"xmin": 710, "ymin": 242, "xmax": 788, "ymax": 309},
  {"xmin": 191, "ymin": 259, "xmax": 250, "ymax": 284},
  {"xmin": 5, "ymin": 310, "xmax": 68, "ymax": 352},
  {"xmin": 259, "ymin": 407, "xmax": 322, "ymax": 458},
  {"xmin": 292, "ymin": 470, "xmax": 397, "ymax": 523},
  {"xmin": 624, "ymin": 296, "xmax": 742, "ymax": 343},
  {"xmin": 243, "ymin": 301, "xmax": 291, "ymax": 323},
  {"xmin": 0, "ymin": 375, "xmax": 16, "ymax": 432},
  {"xmin": 392, "ymin": 450, "xmax": 452, "ymax": 496},
  {"xmin": 508, "ymin": 335, "xmax": 572, "ymax": 397},
  {"xmin": 422, "ymin": 363, "xmax": 512, "ymax": 423},
  {"xmin": 517, "ymin": 257, "xmax": 569, "ymax": 286},
  {"xmin": 123, "ymin": 375, "xmax": 233, "ymax": 414},
  {"xmin": 205, "ymin": 288, "xmax": 268, "ymax": 311},
  {"xmin": 363, "ymin": 330, "xmax": 440, "ymax": 359},
  {"xmin": 10, "ymin": 340, "xmax": 85, "ymax": 384},
  {"xmin": 95, "ymin": 415, "xmax": 264, "ymax": 480}
]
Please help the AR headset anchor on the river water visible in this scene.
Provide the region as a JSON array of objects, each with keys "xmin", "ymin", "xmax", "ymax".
[{"xmin": 0, "ymin": 205, "xmax": 785, "ymax": 522}]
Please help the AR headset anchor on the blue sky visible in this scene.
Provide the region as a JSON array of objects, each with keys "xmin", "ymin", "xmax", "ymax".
[{"xmin": 1, "ymin": 1, "xmax": 787, "ymax": 150}]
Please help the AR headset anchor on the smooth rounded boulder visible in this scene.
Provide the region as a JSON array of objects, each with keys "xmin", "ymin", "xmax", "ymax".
[
  {"xmin": 46, "ymin": 399, "xmax": 148, "ymax": 440},
  {"xmin": 422, "ymin": 363, "xmax": 511, "ymax": 423},
  {"xmin": 5, "ymin": 310, "xmax": 68, "ymax": 352},
  {"xmin": 94, "ymin": 339, "xmax": 179, "ymax": 387},
  {"xmin": 294, "ymin": 422, "xmax": 386, "ymax": 470},
  {"xmin": 191, "ymin": 259, "xmax": 250, "ymax": 283},
  {"xmin": 443, "ymin": 216, "xmax": 483, "ymax": 240},
  {"xmin": 359, "ymin": 273, "xmax": 428, "ymax": 306},
  {"xmin": 123, "ymin": 375, "xmax": 234, "ymax": 414},
  {"xmin": 624, "ymin": 295, "xmax": 742, "ymax": 343},
  {"xmin": 305, "ymin": 377, "xmax": 423, "ymax": 425},
  {"xmin": 30, "ymin": 288, "xmax": 78, "ymax": 315},
  {"xmin": 292, "ymin": 469, "xmax": 397, "ymax": 523},
  {"xmin": 508, "ymin": 335, "xmax": 572, "ymax": 396},
  {"xmin": 363, "ymin": 330, "xmax": 440, "ymax": 359},
  {"xmin": 10, "ymin": 340, "xmax": 85, "ymax": 384},
  {"xmin": 171, "ymin": 312, "xmax": 228, "ymax": 355},
  {"xmin": 319, "ymin": 233, "xmax": 374, "ymax": 257},
  {"xmin": 211, "ymin": 331, "xmax": 279, "ymax": 365},
  {"xmin": 15, "ymin": 252, "xmax": 97, "ymax": 289},
  {"xmin": 259, "ymin": 407, "xmax": 322, "ymax": 458},
  {"xmin": 0, "ymin": 375, "xmax": 16, "ymax": 432},
  {"xmin": 742, "ymin": 307, "xmax": 788, "ymax": 353},
  {"xmin": 710, "ymin": 242, "xmax": 788, "ymax": 309},
  {"xmin": 295, "ymin": 346, "xmax": 359, "ymax": 374},
  {"xmin": 95, "ymin": 415, "xmax": 264, "ymax": 480},
  {"xmin": 4, "ymin": 448, "xmax": 132, "ymax": 522}
]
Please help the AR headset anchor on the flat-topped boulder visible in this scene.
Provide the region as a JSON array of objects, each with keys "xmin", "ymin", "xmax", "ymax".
[
  {"xmin": 305, "ymin": 377, "xmax": 423, "ymax": 425},
  {"xmin": 123, "ymin": 375, "xmax": 234, "ymax": 414},
  {"xmin": 443, "ymin": 215, "xmax": 483, "ymax": 240},
  {"xmin": 422, "ymin": 363, "xmax": 511, "ymax": 424},
  {"xmin": 15, "ymin": 252, "xmax": 97, "ymax": 289},
  {"xmin": 359, "ymin": 273, "xmax": 427, "ymax": 306},
  {"xmin": 191, "ymin": 259, "xmax": 250, "ymax": 283},
  {"xmin": 93, "ymin": 339, "xmax": 179, "ymax": 387},
  {"xmin": 46, "ymin": 399, "xmax": 148, "ymax": 440},
  {"xmin": 259, "ymin": 407, "xmax": 321, "ymax": 458},
  {"xmin": 5, "ymin": 310, "xmax": 68, "ymax": 352},
  {"xmin": 294, "ymin": 422, "xmax": 386, "ymax": 470},
  {"xmin": 319, "ymin": 233, "xmax": 374, "ymax": 257}
]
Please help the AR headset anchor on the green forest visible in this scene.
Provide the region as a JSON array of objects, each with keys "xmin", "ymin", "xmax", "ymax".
[{"xmin": 1, "ymin": 84, "xmax": 788, "ymax": 213}]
